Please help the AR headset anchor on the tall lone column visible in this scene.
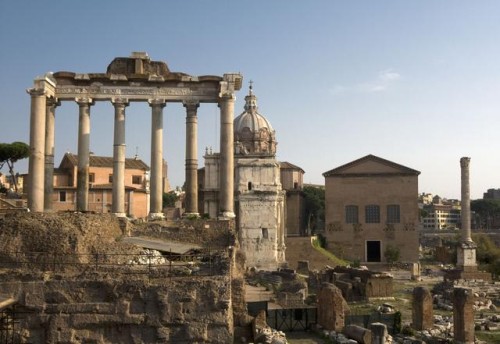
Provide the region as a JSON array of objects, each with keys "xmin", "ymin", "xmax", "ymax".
[
  {"xmin": 76, "ymin": 98, "xmax": 93, "ymax": 212},
  {"xmin": 184, "ymin": 100, "xmax": 199, "ymax": 216},
  {"xmin": 219, "ymin": 95, "xmax": 236, "ymax": 218},
  {"xmin": 460, "ymin": 157, "xmax": 472, "ymax": 242},
  {"xmin": 112, "ymin": 98, "xmax": 128, "ymax": 217},
  {"xmin": 44, "ymin": 98, "xmax": 59, "ymax": 211},
  {"xmin": 149, "ymin": 99, "xmax": 166, "ymax": 219},
  {"xmin": 27, "ymin": 89, "xmax": 47, "ymax": 212},
  {"xmin": 458, "ymin": 156, "xmax": 477, "ymax": 271}
]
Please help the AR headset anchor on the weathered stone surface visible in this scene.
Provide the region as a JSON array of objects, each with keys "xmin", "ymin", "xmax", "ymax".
[
  {"xmin": 317, "ymin": 282, "xmax": 350, "ymax": 331},
  {"xmin": 412, "ymin": 286, "xmax": 433, "ymax": 330},
  {"xmin": 453, "ymin": 287, "xmax": 475, "ymax": 344},
  {"xmin": 343, "ymin": 324, "xmax": 372, "ymax": 344}
]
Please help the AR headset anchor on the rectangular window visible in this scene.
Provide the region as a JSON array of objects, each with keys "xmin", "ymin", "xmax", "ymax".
[
  {"xmin": 132, "ymin": 175, "xmax": 142, "ymax": 184},
  {"xmin": 387, "ymin": 204, "xmax": 400, "ymax": 224},
  {"xmin": 59, "ymin": 191, "xmax": 66, "ymax": 202},
  {"xmin": 345, "ymin": 205, "xmax": 358, "ymax": 224},
  {"xmin": 365, "ymin": 205, "xmax": 380, "ymax": 223},
  {"xmin": 262, "ymin": 228, "xmax": 269, "ymax": 239},
  {"xmin": 89, "ymin": 173, "xmax": 95, "ymax": 183},
  {"xmin": 108, "ymin": 174, "xmax": 113, "ymax": 183}
]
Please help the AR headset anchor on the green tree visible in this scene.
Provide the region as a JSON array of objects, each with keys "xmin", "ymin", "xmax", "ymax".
[
  {"xmin": 303, "ymin": 186, "xmax": 325, "ymax": 234},
  {"xmin": 163, "ymin": 191, "xmax": 179, "ymax": 208},
  {"xmin": 471, "ymin": 199, "xmax": 500, "ymax": 229},
  {"xmin": 0, "ymin": 142, "xmax": 30, "ymax": 193},
  {"xmin": 384, "ymin": 244, "xmax": 401, "ymax": 264}
]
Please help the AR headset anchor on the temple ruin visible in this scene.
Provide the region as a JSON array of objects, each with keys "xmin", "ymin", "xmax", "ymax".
[{"xmin": 27, "ymin": 52, "xmax": 242, "ymax": 219}]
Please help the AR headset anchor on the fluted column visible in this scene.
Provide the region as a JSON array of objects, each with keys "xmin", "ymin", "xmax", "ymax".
[
  {"xmin": 27, "ymin": 89, "xmax": 47, "ymax": 212},
  {"xmin": 44, "ymin": 98, "xmax": 59, "ymax": 211},
  {"xmin": 112, "ymin": 98, "xmax": 129, "ymax": 217},
  {"xmin": 219, "ymin": 95, "xmax": 236, "ymax": 218},
  {"xmin": 460, "ymin": 157, "xmax": 472, "ymax": 242},
  {"xmin": 76, "ymin": 98, "xmax": 93, "ymax": 212},
  {"xmin": 149, "ymin": 99, "xmax": 166, "ymax": 218},
  {"xmin": 183, "ymin": 100, "xmax": 199, "ymax": 216}
]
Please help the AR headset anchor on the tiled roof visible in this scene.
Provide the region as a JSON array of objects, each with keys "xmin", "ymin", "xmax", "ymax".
[
  {"xmin": 323, "ymin": 154, "xmax": 420, "ymax": 177},
  {"xmin": 61, "ymin": 153, "xmax": 149, "ymax": 170},
  {"xmin": 279, "ymin": 161, "xmax": 305, "ymax": 173}
]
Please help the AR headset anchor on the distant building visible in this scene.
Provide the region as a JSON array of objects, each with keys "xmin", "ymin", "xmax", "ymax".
[
  {"xmin": 49, "ymin": 153, "xmax": 151, "ymax": 218},
  {"xmin": 323, "ymin": 155, "xmax": 420, "ymax": 263},
  {"xmin": 280, "ymin": 162, "xmax": 306, "ymax": 237},
  {"xmin": 420, "ymin": 197, "xmax": 461, "ymax": 230},
  {"xmin": 483, "ymin": 188, "xmax": 500, "ymax": 200}
]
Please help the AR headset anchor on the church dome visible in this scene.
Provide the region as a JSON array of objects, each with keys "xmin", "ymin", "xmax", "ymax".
[{"xmin": 234, "ymin": 83, "xmax": 277, "ymax": 156}]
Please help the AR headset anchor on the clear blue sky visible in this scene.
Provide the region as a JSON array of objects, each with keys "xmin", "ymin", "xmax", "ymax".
[{"xmin": 1, "ymin": 1, "xmax": 499, "ymax": 199}]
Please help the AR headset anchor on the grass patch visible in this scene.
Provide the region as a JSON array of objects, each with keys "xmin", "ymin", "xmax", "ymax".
[{"xmin": 311, "ymin": 238, "xmax": 349, "ymax": 267}]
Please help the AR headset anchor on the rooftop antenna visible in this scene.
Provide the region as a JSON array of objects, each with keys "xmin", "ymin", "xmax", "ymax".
[{"xmin": 134, "ymin": 146, "xmax": 139, "ymax": 160}]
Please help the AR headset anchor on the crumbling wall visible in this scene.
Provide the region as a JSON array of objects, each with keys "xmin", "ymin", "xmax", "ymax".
[
  {"xmin": 0, "ymin": 213, "xmax": 245, "ymax": 344},
  {"xmin": 0, "ymin": 276, "xmax": 233, "ymax": 343}
]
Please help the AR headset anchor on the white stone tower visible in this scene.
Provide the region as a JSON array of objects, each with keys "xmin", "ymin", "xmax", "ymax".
[{"xmin": 233, "ymin": 83, "xmax": 286, "ymax": 269}]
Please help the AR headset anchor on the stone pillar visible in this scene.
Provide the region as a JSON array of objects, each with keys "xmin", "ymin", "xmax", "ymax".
[
  {"xmin": 370, "ymin": 322, "xmax": 388, "ymax": 344},
  {"xmin": 76, "ymin": 98, "xmax": 93, "ymax": 212},
  {"xmin": 183, "ymin": 100, "xmax": 199, "ymax": 216},
  {"xmin": 412, "ymin": 286, "xmax": 433, "ymax": 330},
  {"xmin": 317, "ymin": 282, "xmax": 349, "ymax": 331},
  {"xmin": 460, "ymin": 157, "xmax": 472, "ymax": 242},
  {"xmin": 149, "ymin": 99, "xmax": 165, "ymax": 219},
  {"xmin": 44, "ymin": 98, "xmax": 59, "ymax": 211},
  {"xmin": 458, "ymin": 157, "xmax": 477, "ymax": 270},
  {"xmin": 27, "ymin": 89, "xmax": 47, "ymax": 212},
  {"xmin": 218, "ymin": 95, "xmax": 235, "ymax": 218},
  {"xmin": 453, "ymin": 287, "xmax": 475, "ymax": 344},
  {"xmin": 112, "ymin": 98, "xmax": 128, "ymax": 217}
]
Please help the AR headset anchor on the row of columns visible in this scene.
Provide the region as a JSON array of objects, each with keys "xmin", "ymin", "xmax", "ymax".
[{"xmin": 27, "ymin": 87, "xmax": 236, "ymax": 219}]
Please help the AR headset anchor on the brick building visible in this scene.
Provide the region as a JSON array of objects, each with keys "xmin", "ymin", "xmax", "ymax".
[{"xmin": 323, "ymin": 154, "xmax": 420, "ymax": 263}]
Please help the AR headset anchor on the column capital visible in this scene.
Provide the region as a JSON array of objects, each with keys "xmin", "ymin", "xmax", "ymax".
[
  {"xmin": 148, "ymin": 99, "xmax": 166, "ymax": 108},
  {"xmin": 76, "ymin": 97, "xmax": 94, "ymax": 106},
  {"xmin": 460, "ymin": 157, "xmax": 470, "ymax": 168},
  {"xmin": 27, "ymin": 88, "xmax": 47, "ymax": 97},
  {"xmin": 182, "ymin": 99, "xmax": 200, "ymax": 110},
  {"xmin": 112, "ymin": 98, "xmax": 129, "ymax": 107},
  {"xmin": 46, "ymin": 97, "xmax": 61, "ymax": 108}
]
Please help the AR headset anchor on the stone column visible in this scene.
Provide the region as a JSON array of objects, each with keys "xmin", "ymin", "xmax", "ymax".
[
  {"xmin": 460, "ymin": 157, "xmax": 472, "ymax": 242},
  {"xmin": 27, "ymin": 89, "xmax": 47, "ymax": 212},
  {"xmin": 412, "ymin": 286, "xmax": 433, "ymax": 330},
  {"xmin": 183, "ymin": 100, "xmax": 199, "ymax": 216},
  {"xmin": 112, "ymin": 98, "xmax": 128, "ymax": 217},
  {"xmin": 458, "ymin": 157, "xmax": 477, "ymax": 270},
  {"xmin": 218, "ymin": 95, "xmax": 235, "ymax": 218},
  {"xmin": 44, "ymin": 98, "xmax": 59, "ymax": 211},
  {"xmin": 453, "ymin": 287, "xmax": 475, "ymax": 344},
  {"xmin": 149, "ymin": 99, "xmax": 166, "ymax": 219},
  {"xmin": 76, "ymin": 98, "xmax": 93, "ymax": 212}
]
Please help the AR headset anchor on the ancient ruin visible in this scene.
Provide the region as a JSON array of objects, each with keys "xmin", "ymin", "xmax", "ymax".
[{"xmin": 27, "ymin": 52, "xmax": 242, "ymax": 219}]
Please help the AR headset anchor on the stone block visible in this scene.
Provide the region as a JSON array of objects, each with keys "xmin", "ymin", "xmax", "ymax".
[
  {"xmin": 343, "ymin": 324, "xmax": 372, "ymax": 344},
  {"xmin": 369, "ymin": 322, "xmax": 387, "ymax": 344},
  {"xmin": 412, "ymin": 286, "xmax": 433, "ymax": 330},
  {"xmin": 317, "ymin": 283, "xmax": 349, "ymax": 331}
]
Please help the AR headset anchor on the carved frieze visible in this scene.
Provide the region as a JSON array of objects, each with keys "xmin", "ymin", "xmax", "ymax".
[{"xmin": 55, "ymin": 85, "xmax": 219, "ymax": 101}]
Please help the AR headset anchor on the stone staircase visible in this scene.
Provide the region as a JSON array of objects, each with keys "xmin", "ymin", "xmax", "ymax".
[{"xmin": 285, "ymin": 236, "xmax": 341, "ymax": 272}]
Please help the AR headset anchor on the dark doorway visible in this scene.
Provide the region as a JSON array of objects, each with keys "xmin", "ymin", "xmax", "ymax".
[{"xmin": 366, "ymin": 241, "xmax": 381, "ymax": 262}]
